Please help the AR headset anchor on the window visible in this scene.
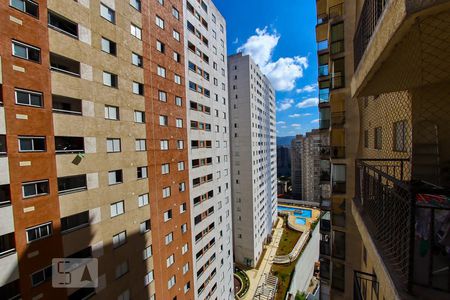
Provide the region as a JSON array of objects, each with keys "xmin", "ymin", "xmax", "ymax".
[
  {"xmin": 144, "ymin": 271, "xmax": 154, "ymax": 286},
  {"xmin": 143, "ymin": 245, "xmax": 152, "ymax": 260},
  {"xmin": 168, "ymin": 276, "xmax": 176, "ymax": 289},
  {"xmin": 130, "ymin": 0, "xmax": 141, "ymax": 11},
  {"xmin": 100, "ymin": 3, "xmax": 115, "ymax": 23},
  {"xmin": 157, "ymin": 0, "xmax": 164, "ymax": 5},
  {"xmin": 48, "ymin": 11, "xmax": 78, "ymax": 37},
  {"xmin": 160, "ymin": 140, "xmax": 169, "ymax": 150},
  {"xmin": 180, "ymin": 202, "xmax": 187, "ymax": 213},
  {"xmin": 173, "ymin": 51, "xmax": 180, "ymax": 62},
  {"xmin": 156, "ymin": 15, "xmax": 164, "ymax": 29},
  {"xmin": 182, "ymin": 263, "xmax": 189, "ymax": 274},
  {"xmin": 134, "ymin": 110, "xmax": 145, "ymax": 123},
  {"xmin": 177, "ymin": 140, "xmax": 184, "ymax": 149},
  {"xmin": 394, "ymin": 120, "xmax": 407, "ymax": 152},
  {"xmin": 26, "ymin": 222, "xmax": 52, "ymax": 243},
  {"xmin": 181, "ymin": 243, "xmax": 188, "ymax": 254},
  {"xmin": 166, "ymin": 254, "xmax": 174, "ymax": 267},
  {"xmin": 52, "ymin": 95, "xmax": 82, "ymax": 115},
  {"xmin": 61, "ymin": 211, "xmax": 89, "ymax": 232},
  {"xmin": 111, "ymin": 201, "xmax": 125, "ymax": 217},
  {"xmin": 175, "ymin": 96, "xmax": 182, "ymax": 106},
  {"xmin": 15, "ymin": 88, "xmax": 43, "ymax": 107},
  {"xmin": 31, "ymin": 265, "xmax": 52, "ymax": 287},
  {"xmin": 58, "ymin": 175, "xmax": 87, "ymax": 194},
  {"xmin": 132, "ymin": 82, "xmax": 144, "ymax": 95},
  {"xmin": 159, "ymin": 90, "xmax": 167, "ymax": 102},
  {"xmin": 159, "ymin": 115, "xmax": 168, "ymax": 126},
  {"xmin": 161, "ymin": 163, "xmax": 170, "ymax": 175},
  {"xmin": 101, "ymin": 37, "xmax": 116, "ymax": 55},
  {"xmin": 108, "ymin": 170, "xmax": 123, "ymax": 185},
  {"xmin": 113, "ymin": 231, "xmax": 127, "ymax": 248},
  {"xmin": 172, "ymin": 6, "xmax": 179, "ymax": 19},
  {"xmin": 174, "ymin": 74, "xmax": 181, "ymax": 85},
  {"xmin": 374, "ymin": 127, "xmax": 382, "ymax": 150},
  {"xmin": 103, "ymin": 71, "xmax": 118, "ymax": 88},
  {"xmin": 118, "ymin": 289, "xmax": 130, "ymax": 300},
  {"xmin": 107, "ymin": 138, "xmax": 121, "ymax": 153},
  {"xmin": 22, "ymin": 180, "xmax": 49, "ymax": 198},
  {"xmin": 10, "ymin": 0, "xmax": 39, "ymax": 18},
  {"xmin": 135, "ymin": 139, "xmax": 146, "ymax": 151},
  {"xmin": 12, "ymin": 40, "xmax": 40, "ymax": 62},
  {"xmin": 0, "ymin": 136, "xmax": 6, "ymax": 156},
  {"xmin": 138, "ymin": 193, "xmax": 149, "ymax": 207},
  {"xmin": 156, "ymin": 40, "xmax": 165, "ymax": 53},
  {"xmin": 162, "ymin": 187, "xmax": 171, "ymax": 198},
  {"xmin": 179, "ymin": 182, "xmax": 185, "ymax": 192},
  {"xmin": 165, "ymin": 232, "xmax": 173, "ymax": 245},
  {"xmin": 177, "ymin": 161, "xmax": 185, "ymax": 171},
  {"xmin": 18, "ymin": 136, "xmax": 45, "ymax": 152},
  {"xmin": 137, "ymin": 166, "xmax": 147, "ymax": 179},
  {"xmin": 0, "ymin": 232, "xmax": 15, "ymax": 256},
  {"xmin": 132, "ymin": 52, "xmax": 143, "ymax": 67},
  {"xmin": 184, "ymin": 281, "xmax": 190, "ymax": 293},
  {"xmin": 55, "ymin": 136, "xmax": 84, "ymax": 154},
  {"xmin": 50, "ymin": 53, "xmax": 80, "ymax": 76},
  {"xmin": 181, "ymin": 223, "xmax": 187, "ymax": 234},
  {"xmin": 173, "ymin": 30, "xmax": 180, "ymax": 41},
  {"xmin": 130, "ymin": 24, "xmax": 142, "ymax": 40},
  {"xmin": 105, "ymin": 105, "xmax": 119, "ymax": 120},
  {"xmin": 140, "ymin": 220, "xmax": 151, "ymax": 233},
  {"xmin": 164, "ymin": 210, "xmax": 172, "ymax": 222},
  {"xmin": 176, "ymin": 118, "xmax": 183, "ymax": 128},
  {"xmin": 157, "ymin": 66, "xmax": 166, "ymax": 77}
]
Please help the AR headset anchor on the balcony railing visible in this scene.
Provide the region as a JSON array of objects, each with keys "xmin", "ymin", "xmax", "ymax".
[
  {"xmin": 319, "ymin": 146, "xmax": 345, "ymax": 159},
  {"xmin": 320, "ymin": 240, "xmax": 331, "ymax": 256},
  {"xmin": 317, "ymin": 13, "xmax": 328, "ymax": 25},
  {"xmin": 331, "ymin": 112, "xmax": 345, "ymax": 127},
  {"xmin": 329, "ymin": 3, "xmax": 344, "ymax": 19},
  {"xmin": 330, "ymin": 40, "xmax": 344, "ymax": 55},
  {"xmin": 319, "ymin": 89, "xmax": 330, "ymax": 104},
  {"xmin": 331, "ymin": 73, "xmax": 345, "ymax": 89},
  {"xmin": 319, "ymin": 119, "xmax": 330, "ymax": 130},
  {"xmin": 354, "ymin": 271, "xmax": 379, "ymax": 300},
  {"xmin": 354, "ymin": 0, "xmax": 390, "ymax": 69},
  {"xmin": 355, "ymin": 159, "xmax": 450, "ymax": 294}
]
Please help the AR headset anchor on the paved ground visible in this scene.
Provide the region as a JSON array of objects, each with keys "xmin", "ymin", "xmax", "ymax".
[{"xmin": 242, "ymin": 217, "xmax": 284, "ymax": 300}]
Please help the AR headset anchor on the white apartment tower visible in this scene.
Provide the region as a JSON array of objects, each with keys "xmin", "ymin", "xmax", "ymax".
[
  {"xmin": 183, "ymin": 0, "xmax": 234, "ymax": 299},
  {"xmin": 228, "ymin": 53, "xmax": 277, "ymax": 267}
]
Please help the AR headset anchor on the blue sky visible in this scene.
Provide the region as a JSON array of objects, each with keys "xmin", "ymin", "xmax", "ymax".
[{"xmin": 214, "ymin": 0, "xmax": 319, "ymax": 137}]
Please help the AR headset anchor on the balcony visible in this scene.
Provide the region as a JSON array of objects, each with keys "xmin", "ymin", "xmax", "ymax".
[
  {"xmin": 331, "ymin": 72, "xmax": 345, "ymax": 89},
  {"xmin": 319, "ymin": 88, "xmax": 330, "ymax": 105},
  {"xmin": 329, "ymin": 3, "xmax": 344, "ymax": 20},
  {"xmin": 319, "ymin": 119, "xmax": 330, "ymax": 130},
  {"xmin": 320, "ymin": 233, "xmax": 331, "ymax": 256},
  {"xmin": 320, "ymin": 211, "xmax": 331, "ymax": 233},
  {"xmin": 354, "ymin": 159, "xmax": 450, "ymax": 295},
  {"xmin": 317, "ymin": 13, "xmax": 328, "ymax": 25},
  {"xmin": 319, "ymin": 146, "xmax": 345, "ymax": 159},
  {"xmin": 331, "ymin": 112, "xmax": 345, "ymax": 127},
  {"xmin": 354, "ymin": 271, "xmax": 379, "ymax": 300}
]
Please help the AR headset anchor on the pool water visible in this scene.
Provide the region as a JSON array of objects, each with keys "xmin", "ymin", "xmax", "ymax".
[
  {"xmin": 295, "ymin": 218, "xmax": 306, "ymax": 225},
  {"xmin": 277, "ymin": 205, "xmax": 312, "ymax": 218}
]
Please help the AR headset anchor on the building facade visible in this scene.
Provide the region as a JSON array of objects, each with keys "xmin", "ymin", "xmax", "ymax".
[
  {"xmin": 0, "ymin": 0, "xmax": 195, "ymax": 299},
  {"xmin": 183, "ymin": 0, "xmax": 234, "ymax": 299},
  {"xmin": 301, "ymin": 129, "xmax": 321, "ymax": 203},
  {"xmin": 276, "ymin": 145, "xmax": 291, "ymax": 178},
  {"xmin": 316, "ymin": 0, "xmax": 450, "ymax": 299},
  {"xmin": 290, "ymin": 135, "xmax": 303, "ymax": 198},
  {"xmin": 228, "ymin": 53, "xmax": 277, "ymax": 267}
]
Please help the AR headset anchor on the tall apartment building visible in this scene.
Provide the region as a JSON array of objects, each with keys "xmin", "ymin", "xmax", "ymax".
[
  {"xmin": 290, "ymin": 135, "xmax": 303, "ymax": 198},
  {"xmin": 315, "ymin": 0, "xmax": 450, "ymax": 299},
  {"xmin": 301, "ymin": 129, "xmax": 321, "ymax": 203},
  {"xmin": 276, "ymin": 145, "xmax": 291, "ymax": 178},
  {"xmin": 183, "ymin": 0, "xmax": 234, "ymax": 299},
  {"xmin": 228, "ymin": 53, "xmax": 277, "ymax": 267},
  {"xmin": 0, "ymin": 0, "xmax": 195, "ymax": 299}
]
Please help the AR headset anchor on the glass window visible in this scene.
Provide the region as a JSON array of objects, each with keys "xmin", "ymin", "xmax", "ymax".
[
  {"xmin": 101, "ymin": 37, "xmax": 116, "ymax": 55},
  {"xmin": 100, "ymin": 3, "xmax": 115, "ymax": 23},
  {"xmin": 110, "ymin": 201, "xmax": 125, "ymax": 217},
  {"xmin": 10, "ymin": 0, "xmax": 39, "ymax": 18},
  {"xmin": 12, "ymin": 40, "xmax": 40, "ymax": 62},
  {"xmin": 130, "ymin": 24, "xmax": 142, "ymax": 40},
  {"xmin": 132, "ymin": 52, "xmax": 143, "ymax": 67},
  {"xmin": 130, "ymin": 0, "xmax": 141, "ymax": 11},
  {"xmin": 15, "ymin": 88, "xmax": 43, "ymax": 107}
]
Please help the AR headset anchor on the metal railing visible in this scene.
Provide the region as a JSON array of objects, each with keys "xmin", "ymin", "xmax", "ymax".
[
  {"xmin": 330, "ymin": 40, "xmax": 344, "ymax": 55},
  {"xmin": 354, "ymin": 271, "xmax": 379, "ymax": 300},
  {"xmin": 331, "ymin": 73, "xmax": 345, "ymax": 89},
  {"xmin": 354, "ymin": 0, "xmax": 390, "ymax": 69},
  {"xmin": 319, "ymin": 146, "xmax": 345, "ymax": 159}
]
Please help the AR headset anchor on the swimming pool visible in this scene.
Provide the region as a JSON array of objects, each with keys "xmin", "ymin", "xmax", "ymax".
[
  {"xmin": 295, "ymin": 218, "xmax": 306, "ymax": 225},
  {"xmin": 277, "ymin": 205, "xmax": 312, "ymax": 218}
]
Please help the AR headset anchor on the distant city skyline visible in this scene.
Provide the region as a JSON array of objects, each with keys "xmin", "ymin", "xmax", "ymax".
[{"xmin": 215, "ymin": 0, "xmax": 319, "ymax": 136}]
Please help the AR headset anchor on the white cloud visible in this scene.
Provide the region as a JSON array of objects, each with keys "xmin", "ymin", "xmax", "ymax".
[
  {"xmin": 237, "ymin": 27, "xmax": 308, "ymax": 92},
  {"xmin": 311, "ymin": 119, "xmax": 320, "ymax": 123},
  {"xmin": 296, "ymin": 83, "xmax": 318, "ymax": 94},
  {"xmin": 296, "ymin": 97, "xmax": 319, "ymax": 109},
  {"xmin": 277, "ymin": 98, "xmax": 294, "ymax": 111},
  {"xmin": 288, "ymin": 113, "xmax": 313, "ymax": 118},
  {"xmin": 232, "ymin": 37, "xmax": 239, "ymax": 44},
  {"xmin": 291, "ymin": 123, "xmax": 301, "ymax": 127},
  {"xmin": 281, "ymin": 125, "xmax": 287, "ymax": 129},
  {"xmin": 276, "ymin": 121, "xmax": 286, "ymax": 125}
]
